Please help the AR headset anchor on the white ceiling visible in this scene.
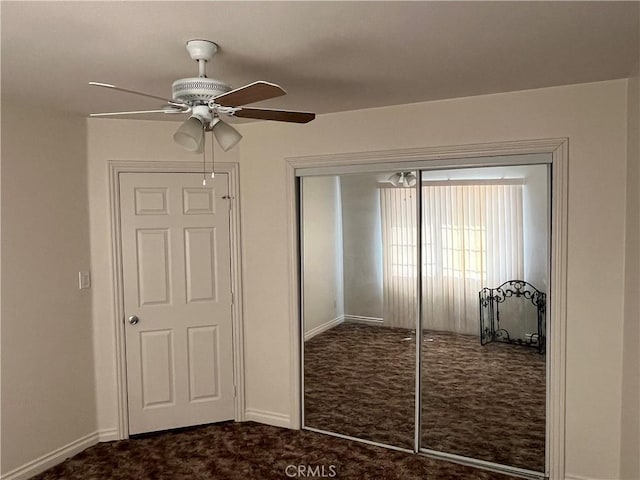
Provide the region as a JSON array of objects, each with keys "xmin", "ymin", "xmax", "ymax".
[{"xmin": 2, "ymin": 1, "xmax": 638, "ymax": 120}]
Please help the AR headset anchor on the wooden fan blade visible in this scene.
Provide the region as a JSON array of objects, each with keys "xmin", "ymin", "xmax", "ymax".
[
  {"xmin": 89, "ymin": 82, "xmax": 186, "ymax": 107},
  {"xmin": 89, "ymin": 108, "xmax": 189, "ymax": 117},
  {"xmin": 214, "ymin": 81, "xmax": 286, "ymax": 107},
  {"xmin": 233, "ymin": 107, "xmax": 315, "ymax": 123}
]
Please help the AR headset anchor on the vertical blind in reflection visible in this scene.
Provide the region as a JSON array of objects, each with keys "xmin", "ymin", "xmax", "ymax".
[{"xmin": 380, "ymin": 183, "xmax": 524, "ymax": 333}]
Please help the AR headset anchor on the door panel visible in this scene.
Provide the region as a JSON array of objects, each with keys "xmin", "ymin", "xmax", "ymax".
[
  {"xmin": 183, "ymin": 188, "xmax": 216, "ymax": 215},
  {"xmin": 187, "ymin": 326, "xmax": 220, "ymax": 401},
  {"xmin": 135, "ymin": 188, "xmax": 169, "ymax": 215},
  {"xmin": 140, "ymin": 330, "xmax": 175, "ymax": 408},
  {"xmin": 120, "ymin": 173, "xmax": 234, "ymax": 435},
  {"xmin": 184, "ymin": 227, "xmax": 218, "ymax": 303},
  {"xmin": 136, "ymin": 229, "xmax": 171, "ymax": 306}
]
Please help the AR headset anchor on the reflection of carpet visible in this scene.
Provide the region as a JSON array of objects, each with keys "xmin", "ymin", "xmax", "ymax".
[
  {"xmin": 33, "ymin": 421, "xmax": 517, "ymax": 479},
  {"xmin": 304, "ymin": 322, "xmax": 545, "ymax": 473}
]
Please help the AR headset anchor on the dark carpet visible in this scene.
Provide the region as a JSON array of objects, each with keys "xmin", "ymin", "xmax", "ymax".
[
  {"xmin": 33, "ymin": 422, "xmax": 518, "ymax": 480},
  {"xmin": 304, "ymin": 323, "xmax": 545, "ymax": 473}
]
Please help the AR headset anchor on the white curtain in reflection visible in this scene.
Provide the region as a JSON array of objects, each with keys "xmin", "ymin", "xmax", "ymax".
[
  {"xmin": 380, "ymin": 187, "xmax": 418, "ymax": 328},
  {"xmin": 380, "ymin": 182, "xmax": 524, "ymax": 333}
]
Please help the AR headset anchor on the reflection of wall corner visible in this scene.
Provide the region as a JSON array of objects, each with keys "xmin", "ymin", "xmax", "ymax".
[
  {"xmin": 304, "ymin": 315, "xmax": 385, "ymax": 341},
  {"xmin": 304, "ymin": 316, "xmax": 345, "ymax": 341},
  {"xmin": 343, "ymin": 315, "xmax": 383, "ymax": 326}
]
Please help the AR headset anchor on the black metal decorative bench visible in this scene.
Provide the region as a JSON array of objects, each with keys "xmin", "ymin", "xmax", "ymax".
[{"xmin": 479, "ymin": 280, "xmax": 546, "ymax": 354}]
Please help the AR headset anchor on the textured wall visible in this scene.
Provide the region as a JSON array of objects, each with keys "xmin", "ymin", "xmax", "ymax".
[
  {"xmin": 302, "ymin": 176, "xmax": 344, "ymax": 335},
  {"xmin": 1, "ymin": 103, "xmax": 96, "ymax": 474},
  {"xmin": 340, "ymin": 174, "xmax": 383, "ymax": 320},
  {"xmin": 620, "ymin": 75, "xmax": 640, "ymax": 480}
]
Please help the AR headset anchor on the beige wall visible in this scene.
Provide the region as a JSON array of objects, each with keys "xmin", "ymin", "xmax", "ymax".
[
  {"xmin": 340, "ymin": 174, "xmax": 383, "ymax": 320},
  {"xmin": 621, "ymin": 74, "xmax": 640, "ymax": 479},
  {"xmin": 522, "ymin": 165, "xmax": 550, "ymax": 293},
  {"xmin": 238, "ymin": 80, "xmax": 628, "ymax": 480},
  {"xmin": 302, "ymin": 175, "xmax": 344, "ymax": 335},
  {"xmin": 1, "ymin": 103, "xmax": 96, "ymax": 474},
  {"xmin": 87, "ymin": 80, "xmax": 631, "ymax": 480}
]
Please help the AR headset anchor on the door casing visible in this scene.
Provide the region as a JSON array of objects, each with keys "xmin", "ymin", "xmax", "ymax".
[{"xmin": 108, "ymin": 161, "xmax": 245, "ymax": 439}]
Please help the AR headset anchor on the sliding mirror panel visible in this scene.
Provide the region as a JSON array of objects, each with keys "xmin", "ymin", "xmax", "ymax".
[
  {"xmin": 302, "ymin": 172, "xmax": 417, "ymax": 450},
  {"xmin": 419, "ymin": 164, "xmax": 549, "ymax": 473}
]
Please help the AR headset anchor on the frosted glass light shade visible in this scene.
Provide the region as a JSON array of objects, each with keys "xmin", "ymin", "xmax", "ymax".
[
  {"xmin": 404, "ymin": 172, "xmax": 417, "ymax": 187},
  {"xmin": 389, "ymin": 171, "xmax": 417, "ymax": 187},
  {"xmin": 212, "ymin": 119, "xmax": 243, "ymax": 152},
  {"xmin": 173, "ymin": 117, "xmax": 204, "ymax": 151},
  {"xmin": 389, "ymin": 172, "xmax": 403, "ymax": 186}
]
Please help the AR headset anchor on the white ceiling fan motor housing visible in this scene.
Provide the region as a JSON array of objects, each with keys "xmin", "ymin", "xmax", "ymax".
[
  {"xmin": 172, "ymin": 39, "xmax": 232, "ymax": 104},
  {"xmin": 172, "ymin": 77, "xmax": 231, "ymax": 103}
]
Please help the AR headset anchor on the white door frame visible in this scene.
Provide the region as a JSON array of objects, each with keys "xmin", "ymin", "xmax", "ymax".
[
  {"xmin": 285, "ymin": 138, "xmax": 568, "ymax": 480},
  {"xmin": 108, "ymin": 160, "xmax": 245, "ymax": 439}
]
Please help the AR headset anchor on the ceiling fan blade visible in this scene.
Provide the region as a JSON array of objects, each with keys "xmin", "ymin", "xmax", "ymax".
[
  {"xmin": 89, "ymin": 82, "xmax": 186, "ymax": 107},
  {"xmin": 89, "ymin": 108, "xmax": 189, "ymax": 117},
  {"xmin": 214, "ymin": 81, "xmax": 286, "ymax": 107},
  {"xmin": 233, "ymin": 107, "xmax": 315, "ymax": 123}
]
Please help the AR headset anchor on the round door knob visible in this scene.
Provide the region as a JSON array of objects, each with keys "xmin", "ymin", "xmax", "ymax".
[{"xmin": 128, "ymin": 315, "xmax": 139, "ymax": 325}]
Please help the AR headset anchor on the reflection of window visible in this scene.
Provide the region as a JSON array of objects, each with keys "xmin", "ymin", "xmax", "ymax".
[
  {"xmin": 391, "ymin": 223, "xmax": 487, "ymax": 280},
  {"xmin": 380, "ymin": 182, "xmax": 524, "ymax": 327},
  {"xmin": 437, "ymin": 223, "xmax": 486, "ymax": 280},
  {"xmin": 390, "ymin": 226, "xmax": 417, "ymax": 277},
  {"xmin": 420, "ymin": 183, "xmax": 523, "ymax": 286}
]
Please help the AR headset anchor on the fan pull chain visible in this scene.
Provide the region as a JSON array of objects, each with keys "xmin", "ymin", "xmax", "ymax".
[
  {"xmin": 202, "ymin": 127, "xmax": 207, "ymax": 186},
  {"xmin": 210, "ymin": 129, "xmax": 215, "ymax": 179}
]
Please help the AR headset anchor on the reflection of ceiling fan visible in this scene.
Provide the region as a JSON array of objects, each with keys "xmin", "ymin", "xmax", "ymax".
[
  {"xmin": 389, "ymin": 171, "xmax": 417, "ymax": 187},
  {"xmin": 90, "ymin": 39, "xmax": 316, "ymax": 152}
]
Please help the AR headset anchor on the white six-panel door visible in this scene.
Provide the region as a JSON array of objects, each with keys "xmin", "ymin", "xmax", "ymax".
[{"xmin": 120, "ymin": 173, "xmax": 234, "ymax": 435}]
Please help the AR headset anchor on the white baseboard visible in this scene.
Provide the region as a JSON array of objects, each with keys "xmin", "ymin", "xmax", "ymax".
[
  {"xmin": 244, "ymin": 409, "xmax": 291, "ymax": 429},
  {"xmin": 1, "ymin": 431, "xmax": 99, "ymax": 480},
  {"xmin": 565, "ymin": 475, "xmax": 609, "ymax": 480},
  {"xmin": 343, "ymin": 314, "xmax": 383, "ymax": 325},
  {"xmin": 304, "ymin": 315, "xmax": 344, "ymax": 341},
  {"xmin": 303, "ymin": 315, "xmax": 384, "ymax": 341},
  {"xmin": 98, "ymin": 428, "xmax": 119, "ymax": 442}
]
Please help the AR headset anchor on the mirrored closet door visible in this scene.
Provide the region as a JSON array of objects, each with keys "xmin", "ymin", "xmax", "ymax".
[
  {"xmin": 419, "ymin": 165, "xmax": 549, "ymax": 474},
  {"xmin": 301, "ymin": 172, "xmax": 417, "ymax": 450},
  {"xmin": 300, "ymin": 157, "xmax": 550, "ymax": 477}
]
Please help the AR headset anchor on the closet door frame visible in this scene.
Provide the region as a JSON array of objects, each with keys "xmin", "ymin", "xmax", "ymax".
[{"xmin": 287, "ymin": 139, "xmax": 568, "ymax": 480}]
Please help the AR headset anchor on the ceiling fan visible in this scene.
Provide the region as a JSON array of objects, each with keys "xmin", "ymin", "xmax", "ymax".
[{"xmin": 89, "ymin": 39, "xmax": 316, "ymax": 152}]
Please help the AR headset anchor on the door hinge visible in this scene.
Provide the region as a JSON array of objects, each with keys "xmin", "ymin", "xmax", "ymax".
[
  {"xmin": 222, "ymin": 195, "xmax": 234, "ymax": 211},
  {"xmin": 231, "ymin": 292, "xmax": 234, "ymax": 305},
  {"xmin": 233, "ymin": 384, "xmax": 237, "ymax": 397}
]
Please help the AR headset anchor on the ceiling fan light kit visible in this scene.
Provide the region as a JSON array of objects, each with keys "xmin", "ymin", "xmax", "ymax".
[
  {"xmin": 389, "ymin": 171, "xmax": 418, "ymax": 187},
  {"xmin": 89, "ymin": 39, "xmax": 315, "ymax": 153},
  {"xmin": 209, "ymin": 117, "xmax": 243, "ymax": 152},
  {"xmin": 173, "ymin": 116, "xmax": 205, "ymax": 152}
]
